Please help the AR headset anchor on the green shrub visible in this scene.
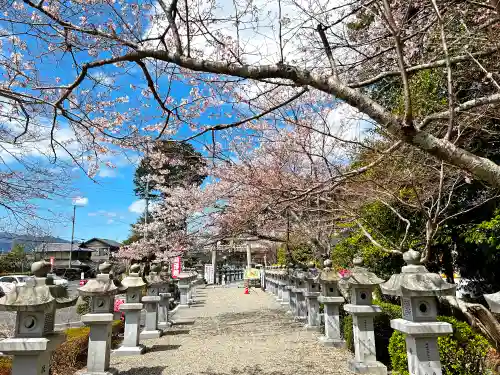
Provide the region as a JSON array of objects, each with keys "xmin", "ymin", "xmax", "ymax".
[
  {"xmin": 389, "ymin": 316, "xmax": 490, "ymax": 375},
  {"xmin": 0, "ymin": 357, "xmax": 11, "ymax": 375},
  {"xmin": 343, "ymin": 300, "xmax": 402, "ymax": 367}
]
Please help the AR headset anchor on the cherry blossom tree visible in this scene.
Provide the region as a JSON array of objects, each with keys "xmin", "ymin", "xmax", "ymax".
[{"xmin": 1, "ymin": 0, "xmax": 500, "ymax": 190}]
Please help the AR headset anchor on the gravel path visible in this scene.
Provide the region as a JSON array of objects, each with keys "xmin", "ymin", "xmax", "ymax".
[{"xmin": 110, "ymin": 286, "xmax": 353, "ymax": 375}]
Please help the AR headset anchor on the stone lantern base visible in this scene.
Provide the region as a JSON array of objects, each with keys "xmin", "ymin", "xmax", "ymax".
[
  {"xmin": 140, "ymin": 296, "xmax": 162, "ymax": 340},
  {"xmin": 348, "ymin": 360, "xmax": 387, "ymax": 375},
  {"xmin": 318, "ymin": 335, "xmax": 345, "ymax": 348},
  {"xmin": 318, "ymin": 296, "xmax": 345, "ymax": 348},
  {"xmin": 81, "ymin": 313, "xmax": 118, "ymax": 375},
  {"xmin": 158, "ymin": 292, "xmax": 171, "ymax": 330},
  {"xmin": 113, "ymin": 303, "xmax": 145, "ymax": 357},
  {"xmin": 391, "ymin": 319, "xmax": 452, "ymax": 375},
  {"xmin": 0, "ymin": 333, "xmax": 65, "ymax": 375},
  {"xmin": 344, "ymin": 305, "xmax": 387, "ymax": 375}
]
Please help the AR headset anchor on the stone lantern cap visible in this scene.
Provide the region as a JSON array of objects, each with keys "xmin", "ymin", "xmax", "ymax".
[
  {"xmin": 294, "ymin": 268, "xmax": 306, "ymax": 280},
  {"xmin": 177, "ymin": 271, "xmax": 191, "ymax": 279},
  {"xmin": 78, "ymin": 261, "xmax": 126, "ymax": 297},
  {"xmin": 320, "ymin": 260, "xmax": 341, "ymax": 283},
  {"xmin": 381, "ymin": 250, "xmax": 456, "ymax": 297},
  {"xmin": 0, "ymin": 261, "xmax": 78, "ymax": 312},
  {"xmin": 484, "ymin": 292, "xmax": 500, "ymax": 313},
  {"xmin": 146, "ymin": 263, "xmax": 164, "ymax": 287},
  {"xmin": 343, "ymin": 257, "xmax": 384, "ymax": 286},
  {"xmin": 121, "ymin": 263, "xmax": 146, "ymax": 289},
  {"xmin": 160, "ymin": 265, "xmax": 172, "ymax": 281}
]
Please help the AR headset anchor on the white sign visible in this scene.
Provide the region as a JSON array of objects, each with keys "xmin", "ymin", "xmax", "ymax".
[{"xmin": 204, "ymin": 264, "xmax": 214, "ymax": 284}]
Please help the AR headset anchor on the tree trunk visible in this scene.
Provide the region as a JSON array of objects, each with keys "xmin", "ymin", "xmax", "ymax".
[{"xmin": 440, "ymin": 295, "xmax": 500, "ymax": 350}]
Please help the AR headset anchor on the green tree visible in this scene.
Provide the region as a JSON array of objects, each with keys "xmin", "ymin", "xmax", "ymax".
[
  {"xmin": 133, "ymin": 141, "xmax": 207, "ymax": 200},
  {"xmin": 0, "ymin": 243, "xmax": 27, "ymax": 273}
]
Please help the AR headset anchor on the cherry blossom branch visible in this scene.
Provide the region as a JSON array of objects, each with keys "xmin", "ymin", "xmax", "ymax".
[
  {"xmin": 316, "ymin": 23, "xmax": 338, "ymax": 78},
  {"xmin": 420, "ymin": 93, "xmax": 500, "ymax": 128},
  {"xmin": 182, "ymin": 88, "xmax": 309, "ymax": 141},
  {"xmin": 348, "ymin": 46, "xmax": 500, "ymax": 88},
  {"xmin": 430, "ymin": 0, "xmax": 454, "ymax": 140}
]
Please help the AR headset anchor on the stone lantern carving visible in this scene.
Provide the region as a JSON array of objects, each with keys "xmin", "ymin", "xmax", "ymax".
[
  {"xmin": 318, "ymin": 260, "xmax": 345, "ymax": 347},
  {"xmin": 113, "ymin": 263, "xmax": 145, "ymax": 356},
  {"xmin": 343, "ymin": 257, "xmax": 386, "ymax": 375},
  {"xmin": 0, "ymin": 261, "xmax": 78, "ymax": 375},
  {"xmin": 293, "ymin": 266, "xmax": 307, "ymax": 322},
  {"xmin": 177, "ymin": 271, "xmax": 192, "ymax": 307},
  {"xmin": 78, "ymin": 261, "xmax": 126, "ymax": 375},
  {"xmin": 158, "ymin": 265, "xmax": 172, "ymax": 330},
  {"xmin": 140, "ymin": 263, "xmax": 163, "ymax": 339},
  {"xmin": 381, "ymin": 250, "xmax": 456, "ymax": 375},
  {"xmin": 304, "ymin": 262, "xmax": 321, "ymax": 331}
]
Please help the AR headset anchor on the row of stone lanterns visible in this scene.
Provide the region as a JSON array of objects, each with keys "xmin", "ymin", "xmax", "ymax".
[
  {"xmin": 214, "ymin": 266, "xmax": 244, "ymax": 285},
  {"xmin": 0, "ymin": 260, "xmax": 199, "ymax": 375},
  {"xmin": 264, "ymin": 249, "xmax": 459, "ymax": 375}
]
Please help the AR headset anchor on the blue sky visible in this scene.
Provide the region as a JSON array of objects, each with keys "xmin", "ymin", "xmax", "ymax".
[{"xmin": 49, "ymin": 157, "xmax": 141, "ymax": 243}]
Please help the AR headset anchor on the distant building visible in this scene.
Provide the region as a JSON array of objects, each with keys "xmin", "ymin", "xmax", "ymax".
[
  {"xmin": 80, "ymin": 238, "xmax": 122, "ymax": 262},
  {"xmin": 32, "ymin": 242, "xmax": 93, "ymax": 267},
  {"xmin": 33, "ymin": 238, "xmax": 122, "ymax": 267}
]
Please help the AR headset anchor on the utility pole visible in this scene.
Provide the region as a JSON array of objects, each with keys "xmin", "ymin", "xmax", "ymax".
[{"xmin": 69, "ymin": 204, "xmax": 76, "ymax": 268}]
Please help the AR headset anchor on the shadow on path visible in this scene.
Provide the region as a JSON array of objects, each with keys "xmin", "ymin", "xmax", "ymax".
[
  {"xmin": 164, "ymin": 329, "xmax": 190, "ymax": 335},
  {"xmin": 119, "ymin": 366, "xmax": 166, "ymax": 375},
  {"xmin": 146, "ymin": 344, "xmax": 182, "ymax": 353},
  {"xmin": 190, "ymin": 365, "xmax": 288, "ymax": 375}
]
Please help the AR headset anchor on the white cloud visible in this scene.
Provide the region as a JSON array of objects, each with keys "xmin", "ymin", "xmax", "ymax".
[
  {"xmin": 107, "ymin": 219, "xmax": 114, "ymax": 224},
  {"xmin": 72, "ymin": 196, "xmax": 88, "ymax": 206},
  {"xmin": 88, "ymin": 210, "xmax": 117, "ymax": 217},
  {"xmin": 128, "ymin": 199, "xmax": 146, "ymax": 214},
  {"xmin": 99, "ymin": 168, "xmax": 119, "ymax": 178},
  {"xmin": 326, "ymin": 102, "xmax": 372, "ymax": 142}
]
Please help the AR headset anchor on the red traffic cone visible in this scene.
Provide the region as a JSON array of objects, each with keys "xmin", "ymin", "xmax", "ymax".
[{"xmin": 244, "ymin": 286, "xmax": 249, "ymax": 294}]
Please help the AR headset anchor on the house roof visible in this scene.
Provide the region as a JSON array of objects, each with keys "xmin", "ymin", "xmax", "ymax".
[
  {"xmin": 33, "ymin": 243, "xmax": 93, "ymax": 253},
  {"xmin": 80, "ymin": 238, "xmax": 122, "ymax": 249}
]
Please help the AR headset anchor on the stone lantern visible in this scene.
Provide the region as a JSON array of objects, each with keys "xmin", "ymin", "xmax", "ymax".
[
  {"xmin": 78, "ymin": 261, "xmax": 126, "ymax": 375},
  {"xmin": 158, "ymin": 265, "xmax": 172, "ymax": 330},
  {"xmin": 293, "ymin": 266, "xmax": 307, "ymax": 322},
  {"xmin": 276, "ymin": 267, "xmax": 285, "ymax": 302},
  {"xmin": 177, "ymin": 271, "xmax": 192, "ymax": 307},
  {"xmin": 0, "ymin": 261, "xmax": 78, "ymax": 375},
  {"xmin": 304, "ymin": 262, "xmax": 321, "ymax": 330},
  {"xmin": 280, "ymin": 265, "xmax": 290, "ymax": 307},
  {"xmin": 381, "ymin": 250, "xmax": 456, "ymax": 375},
  {"xmin": 343, "ymin": 257, "xmax": 386, "ymax": 375},
  {"xmin": 140, "ymin": 263, "xmax": 163, "ymax": 339},
  {"xmin": 266, "ymin": 268, "xmax": 274, "ymax": 295},
  {"xmin": 287, "ymin": 265, "xmax": 297, "ymax": 315},
  {"xmin": 318, "ymin": 260, "xmax": 345, "ymax": 347},
  {"xmin": 113, "ymin": 263, "xmax": 145, "ymax": 356}
]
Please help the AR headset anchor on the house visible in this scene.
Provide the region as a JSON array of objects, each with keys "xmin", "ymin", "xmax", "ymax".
[
  {"xmin": 80, "ymin": 238, "xmax": 122, "ymax": 262},
  {"xmin": 33, "ymin": 242, "xmax": 94, "ymax": 267}
]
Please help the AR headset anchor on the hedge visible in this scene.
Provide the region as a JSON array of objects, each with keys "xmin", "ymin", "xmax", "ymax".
[
  {"xmin": 343, "ymin": 299, "xmax": 492, "ymax": 374},
  {"xmin": 389, "ymin": 316, "xmax": 490, "ymax": 375},
  {"xmin": 0, "ymin": 320, "xmax": 124, "ymax": 375}
]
